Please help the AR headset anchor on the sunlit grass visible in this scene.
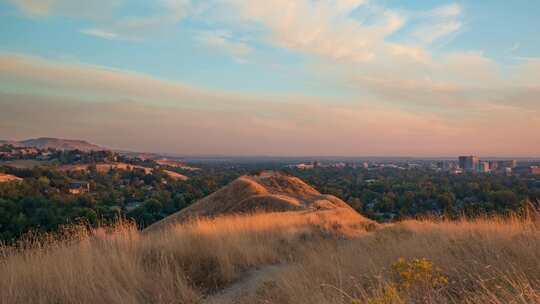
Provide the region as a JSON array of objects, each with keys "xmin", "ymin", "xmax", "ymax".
[
  {"xmin": 0, "ymin": 210, "xmax": 369, "ymax": 303},
  {"xmin": 246, "ymin": 214, "xmax": 540, "ymax": 303},
  {"xmin": 1, "ymin": 210, "xmax": 539, "ymax": 303}
]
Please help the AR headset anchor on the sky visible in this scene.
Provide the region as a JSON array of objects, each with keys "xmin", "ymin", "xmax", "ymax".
[{"xmin": 0, "ymin": 0, "xmax": 539, "ymax": 157}]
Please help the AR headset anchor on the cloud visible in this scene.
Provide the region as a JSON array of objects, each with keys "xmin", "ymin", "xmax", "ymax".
[
  {"xmin": 79, "ymin": 29, "xmax": 119, "ymax": 40},
  {"xmin": 412, "ymin": 20, "xmax": 462, "ymax": 44},
  {"xmin": 1, "ymin": 91, "xmax": 538, "ymax": 157},
  {"xmin": 8, "ymin": 0, "xmax": 54, "ymax": 16},
  {"xmin": 408, "ymin": 3, "xmax": 463, "ymax": 44},
  {"xmin": 10, "ymin": 0, "xmax": 191, "ymax": 41},
  {"xmin": 429, "ymin": 3, "xmax": 462, "ymax": 17},
  {"xmin": 0, "ymin": 54, "xmax": 204, "ymax": 105},
  {"xmin": 8, "ymin": 0, "xmax": 122, "ymax": 18},
  {"xmin": 196, "ymin": 30, "xmax": 253, "ymax": 61},
  {"xmin": 1, "ymin": 54, "xmax": 539, "ymax": 156},
  {"xmin": 207, "ymin": 1, "xmax": 461, "ymax": 66},
  {"xmin": 93, "ymin": 0, "xmax": 191, "ymax": 40},
  {"xmin": 220, "ymin": 0, "xmax": 412, "ymax": 63},
  {"xmin": 0, "ymin": 92, "xmax": 461, "ymax": 156},
  {"xmin": 209, "ymin": 2, "xmax": 535, "ymax": 116},
  {"xmin": 510, "ymin": 57, "xmax": 540, "ymax": 86},
  {"xmin": 3, "ymin": 2, "xmax": 540, "ymax": 156}
]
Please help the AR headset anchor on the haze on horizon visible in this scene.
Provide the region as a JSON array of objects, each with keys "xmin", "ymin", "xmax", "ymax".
[{"xmin": 0, "ymin": 0, "xmax": 539, "ymax": 157}]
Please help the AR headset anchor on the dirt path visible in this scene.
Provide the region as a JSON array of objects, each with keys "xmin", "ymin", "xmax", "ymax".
[{"xmin": 204, "ymin": 265, "xmax": 285, "ymax": 304}]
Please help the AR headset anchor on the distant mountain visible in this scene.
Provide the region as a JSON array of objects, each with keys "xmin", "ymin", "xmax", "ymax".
[
  {"xmin": 15, "ymin": 137, "xmax": 106, "ymax": 151},
  {"xmin": 0, "ymin": 140, "xmax": 19, "ymax": 146}
]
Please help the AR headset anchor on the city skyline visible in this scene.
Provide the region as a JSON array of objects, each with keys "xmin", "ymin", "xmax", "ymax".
[{"xmin": 1, "ymin": 1, "xmax": 539, "ymax": 156}]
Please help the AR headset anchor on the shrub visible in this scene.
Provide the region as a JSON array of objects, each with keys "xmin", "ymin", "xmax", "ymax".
[{"xmin": 363, "ymin": 257, "xmax": 448, "ymax": 304}]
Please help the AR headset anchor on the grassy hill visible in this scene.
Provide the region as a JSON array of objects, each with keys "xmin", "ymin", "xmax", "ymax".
[{"xmin": 146, "ymin": 171, "xmax": 368, "ymax": 231}]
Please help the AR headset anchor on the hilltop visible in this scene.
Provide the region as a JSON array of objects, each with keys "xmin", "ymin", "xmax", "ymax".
[{"xmin": 146, "ymin": 171, "xmax": 370, "ymax": 232}]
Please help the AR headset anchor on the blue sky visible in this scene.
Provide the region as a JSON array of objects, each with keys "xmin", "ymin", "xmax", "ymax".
[
  {"xmin": 0, "ymin": 1, "xmax": 316, "ymax": 95},
  {"xmin": 2, "ymin": 0, "xmax": 537, "ymax": 94},
  {"xmin": 0, "ymin": 0, "xmax": 539, "ymax": 156}
]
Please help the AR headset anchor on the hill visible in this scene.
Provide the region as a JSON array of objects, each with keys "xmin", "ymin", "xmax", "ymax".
[
  {"xmin": 0, "ymin": 140, "xmax": 18, "ymax": 146},
  {"xmin": 17, "ymin": 137, "xmax": 106, "ymax": 151},
  {"xmin": 146, "ymin": 171, "xmax": 368, "ymax": 232}
]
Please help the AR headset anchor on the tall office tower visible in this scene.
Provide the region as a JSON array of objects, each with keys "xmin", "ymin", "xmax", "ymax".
[
  {"xmin": 459, "ymin": 156, "xmax": 479, "ymax": 172},
  {"xmin": 478, "ymin": 161, "xmax": 490, "ymax": 173}
]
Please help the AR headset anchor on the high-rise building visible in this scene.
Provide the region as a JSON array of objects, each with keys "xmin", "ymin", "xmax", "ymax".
[
  {"xmin": 477, "ymin": 161, "xmax": 490, "ymax": 173},
  {"xmin": 459, "ymin": 156, "xmax": 479, "ymax": 172}
]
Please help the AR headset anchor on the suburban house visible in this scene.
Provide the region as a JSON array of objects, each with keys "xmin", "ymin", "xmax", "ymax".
[{"xmin": 68, "ymin": 181, "xmax": 90, "ymax": 194}]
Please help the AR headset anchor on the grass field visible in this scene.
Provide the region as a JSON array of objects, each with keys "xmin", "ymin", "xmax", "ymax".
[{"xmin": 1, "ymin": 211, "xmax": 539, "ymax": 303}]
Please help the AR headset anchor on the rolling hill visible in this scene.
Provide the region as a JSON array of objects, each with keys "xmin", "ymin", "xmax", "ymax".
[
  {"xmin": 1, "ymin": 137, "xmax": 105, "ymax": 151},
  {"xmin": 146, "ymin": 171, "xmax": 372, "ymax": 232}
]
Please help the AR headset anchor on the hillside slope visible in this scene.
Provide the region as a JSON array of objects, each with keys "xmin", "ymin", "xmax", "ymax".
[{"xmin": 146, "ymin": 171, "xmax": 368, "ymax": 232}]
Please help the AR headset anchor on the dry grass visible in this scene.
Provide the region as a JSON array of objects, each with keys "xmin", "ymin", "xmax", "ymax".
[
  {"xmin": 244, "ymin": 216, "xmax": 540, "ymax": 304},
  {"xmin": 0, "ymin": 173, "xmax": 22, "ymax": 183},
  {"xmin": 162, "ymin": 170, "xmax": 189, "ymax": 181},
  {"xmin": 146, "ymin": 172, "xmax": 359, "ymax": 231},
  {"xmin": 1, "ymin": 211, "xmax": 539, "ymax": 304},
  {"xmin": 155, "ymin": 159, "xmax": 200, "ymax": 171},
  {"xmin": 0, "ymin": 210, "xmax": 369, "ymax": 304}
]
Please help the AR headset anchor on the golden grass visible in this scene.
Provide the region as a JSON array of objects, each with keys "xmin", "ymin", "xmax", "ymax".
[
  {"xmin": 244, "ymin": 216, "xmax": 540, "ymax": 304},
  {"xmin": 146, "ymin": 173, "xmax": 358, "ymax": 231},
  {"xmin": 0, "ymin": 210, "xmax": 369, "ymax": 304},
  {"xmin": 1, "ymin": 211, "xmax": 539, "ymax": 304},
  {"xmin": 0, "ymin": 173, "xmax": 22, "ymax": 183}
]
